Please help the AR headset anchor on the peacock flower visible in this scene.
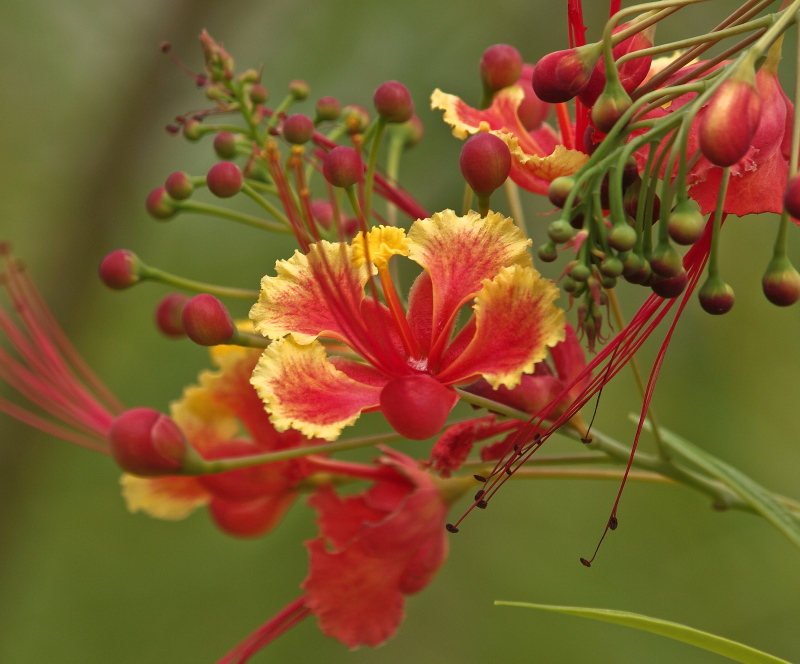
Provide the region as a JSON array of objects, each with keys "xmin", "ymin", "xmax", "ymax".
[
  {"xmin": 249, "ymin": 209, "xmax": 565, "ymax": 442},
  {"xmin": 431, "ymin": 81, "xmax": 588, "ymax": 195},
  {"xmin": 122, "ymin": 343, "xmax": 315, "ymax": 538}
]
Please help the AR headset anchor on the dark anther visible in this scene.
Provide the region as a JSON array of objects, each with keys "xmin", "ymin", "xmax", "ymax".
[
  {"xmin": 579, "ymin": 558, "xmax": 592, "ymax": 568},
  {"xmin": 160, "ymin": 42, "xmax": 172, "ymax": 53},
  {"xmin": 474, "ymin": 489, "xmax": 485, "ymax": 501},
  {"xmin": 165, "ymin": 125, "xmax": 180, "ymax": 135},
  {"xmin": 477, "ymin": 500, "xmax": 488, "ymax": 509},
  {"xmin": 513, "ymin": 444, "xmax": 519, "ymax": 452},
  {"xmin": 445, "ymin": 523, "xmax": 459, "ymax": 534},
  {"xmin": 533, "ymin": 433, "xmax": 541, "ymax": 440},
  {"xmin": 505, "ymin": 466, "xmax": 513, "ymax": 476},
  {"xmin": 581, "ymin": 436, "xmax": 593, "ymax": 444},
  {"xmin": 473, "ymin": 474, "xmax": 487, "ymax": 483},
  {"xmin": 608, "ymin": 516, "xmax": 618, "ymax": 530}
]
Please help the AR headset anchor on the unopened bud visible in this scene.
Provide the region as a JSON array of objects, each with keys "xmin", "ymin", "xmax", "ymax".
[
  {"xmin": 183, "ymin": 119, "xmax": 203, "ymax": 141},
  {"xmin": 390, "ymin": 115, "xmax": 424, "ymax": 149},
  {"xmin": 591, "ymin": 80, "xmax": 632, "ymax": 134},
  {"xmin": 342, "ymin": 105, "xmax": 370, "ymax": 134},
  {"xmin": 699, "ymin": 275, "xmax": 735, "ymax": 314},
  {"xmin": 648, "ymin": 242, "xmax": 683, "ymax": 277},
  {"xmin": 516, "ymin": 65, "xmax": 551, "ymax": 130},
  {"xmin": 310, "ymin": 199, "xmax": 334, "ymax": 230},
  {"xmin": 164, "ymin": 171, "xmax": 194, "ymax": 200},
  {"xmin": 109, "ymin": 408, "xmax": 187, "ymax": 476},
  {"xmin": 282, "ymin": 113, "xmax": 315, "ymax": 144},
  {"xmin": 181, "ymin": 294, "xmax": 236, "ymax": 346},
  {"xmin": 783, "ymin": 174, "xmax": 800, "ymax": 219},
  {"xmin": 699, "ymin": 74, "xmax": 761, "ymax": 167},
  {"xmin": 548, "ymin": 176, "xmax": 575, "ymax": 209},
  {"xmin": 651, "ymin": 269, "xmax": 688, "ymax": 298},
  {"xmin": 322, "ymin": 146, "xmax": 363, "ymax": 188},
  {"xmin": 315, "ymin": 96, "xmax": 342, "ymax": 123},
  {"xmin": 531, "ymin": 44, "xmax": 601, "ymax": 104},
  {"xmin": 373, "ymin": 81, "xmax": 414, "ymax": 123},
  {"xmin": 289, "ymin": 79, "xmax": 309, "ymax": 100},
  {"xmin": 146, "ymin": 186, "xmax": 178, "ymax": 220},
  {"xmin": 762, "ymin": 256, "xmax": 800, "ymax": 306},
  {"xmin": 608, "ymin": 224, "xmax": 637, "ymax": 252},
  {"xmin": 154, "ymin": 292, "xmax": 189, "ymax": 338},
  {"xmin": 480, "ymin": 44, "xmax": 523, "ymax": 93},
  {"xmin": 249, "ymin": 84, "xmax": 269, "ymax": 105},
  {"xmin": 548, "ymin": 219, "xmax": 574, "ymax": 244},
  {"xmin": 213, "ymin": 131, "xmax": 238, "ymax": 159},
  {"xmin": 459, "ymin": 133, "xmax": 511, "ymax": 196},
  {"xmin": 206, "ymin": 161, "xmax": 243, "ymax": 198},
  {"xmin": 99, "ymin": 250, "xmax": 142, "ymax": 290},
  {"xmin": 668, "ymin": 200, "xmax": 705, "ymax": 245}
]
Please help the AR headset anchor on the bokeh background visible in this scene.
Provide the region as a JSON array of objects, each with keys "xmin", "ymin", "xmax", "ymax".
[{"xmin": 1, "ymin": 0, "xmax": 799, "ymax": 662}]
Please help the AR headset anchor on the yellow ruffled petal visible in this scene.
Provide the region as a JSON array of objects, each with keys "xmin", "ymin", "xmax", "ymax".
[
  {"xmin": 249, "ymin": 241, "xmax": 368, "ymax": 346},
  {"xmin": 436, "ymin": 264, "xmax": 565, "ymax": 389},
  {"xmin": 497, "ymin": 132, "xmax": 589, "ymax": 182},
  {"xmin": 250, "ymin": 337, "xmax": 383, "ymax": 441},
  {"xmin": 351, "ymin": 226, "xmax": 410, "ymax": 270},
  {"xmin": 120, "ymin": 474, "xmax": 209, "ymax": 521}
]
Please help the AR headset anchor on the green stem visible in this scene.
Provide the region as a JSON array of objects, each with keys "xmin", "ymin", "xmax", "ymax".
[
  {"xmin": 138, "ymin": 264, "xmax": 259, "ymax": 300},
  {"xmin": 240, "ymin": 183, "xmax": 291, "ymax": 227},
  {"xmin": 503, "ymin": 179, "xmax": 528, "ymax": 238},
  {"xmin": 363, "ymin": 118, "xmax": 387, "ymax": 223},
  {"xmin": 177, "ymin": 200, "xmax": 290, "ymax": 233}
]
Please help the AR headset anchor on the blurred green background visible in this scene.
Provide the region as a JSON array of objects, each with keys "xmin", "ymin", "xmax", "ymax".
[{"xmin": 1, "ymin": 0, "xmax": 799, "ymax": 662}]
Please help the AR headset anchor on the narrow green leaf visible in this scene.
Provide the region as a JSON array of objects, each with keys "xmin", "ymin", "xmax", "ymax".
[
  {"xmin": 633, "ymin": 417, "xmax": 800, "ymax": 550},
  {"xmin": 495, "ymin": 602, "xmax": 794, "ymax": 664}
]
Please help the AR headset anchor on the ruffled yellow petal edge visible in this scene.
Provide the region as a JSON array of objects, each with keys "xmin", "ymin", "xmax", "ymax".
[
  {"xmin": 351, "ymin": 226, "xmax": 411, "ymax": 270},
  {"xmin": 431, "ymin": 87, "xmax": 524, "ymax": 139},
  {"xmin": 437, "ymin": 265, "xmax": 565, "ymax": 390},
  {"xmin": 250, "ymin": 337, "xmax": 383, "ymax": 442},
  {"xmin": 121, "ymin": 474, "xmax": 209, "ymax": 521},
  {"xmin": 496, "ymin": 132, "xmax": 589, "ymax": 182},
  {"xmin": 250, "ymin": 241, "xmax": 367, "ymax": 345}
]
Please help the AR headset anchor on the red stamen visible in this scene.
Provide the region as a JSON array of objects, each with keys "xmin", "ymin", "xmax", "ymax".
[
  {"xmin": 555, "ymin": 103, "xmax": 575, "ymax": 150},
  {"xmin": 216, "ymin": 596, "xmax": 311, "ymax": 664}
]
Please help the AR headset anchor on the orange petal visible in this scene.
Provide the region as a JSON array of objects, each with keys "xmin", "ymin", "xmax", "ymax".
[
  {"xmin": 250, "ymin": 337, "xmax": 384, "ymax": 441},
  {"xmin": 250, "ymin": 241, "xmax": 368, "ymax": 345},
  {"xmin": 436, "ymin": 265, "xmax": 565, "ymax": 388},
  {"xmin": 406, "ymin": 210, "xmax": 531, "ymax": 355}
]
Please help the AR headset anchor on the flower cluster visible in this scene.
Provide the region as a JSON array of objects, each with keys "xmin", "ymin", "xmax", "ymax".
[{"xmin": 3, "ymin": 2, "xmax": 800, "ymax": 662}]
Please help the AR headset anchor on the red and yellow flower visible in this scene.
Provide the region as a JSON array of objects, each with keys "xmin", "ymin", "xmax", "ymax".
[{"xmin": 249, "ymin": 209, "xmax": 565, "ymax": 441}]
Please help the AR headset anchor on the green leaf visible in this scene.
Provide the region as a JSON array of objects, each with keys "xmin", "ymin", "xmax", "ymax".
[
  {"xmin": 634, "ymin": 417, "xmax": 800, "ymax": 550},
  {"xmin": 495, "ymin": 602, "xmax": 794, "ymax": 664}
]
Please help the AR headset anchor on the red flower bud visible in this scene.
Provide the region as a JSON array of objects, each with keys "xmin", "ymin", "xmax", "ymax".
[
  {"xmin": 480, "ymin": 44, "xmax": 523, "ymax": 93},
  {"xmin": 98, "ymin": 249, "xmax": 141, "ymax": 290},
  {"xmin": 531, "ymin": 44, "xmax": 601, "ymax": 104},
  {"xmin": 322, "ymin": 146, "xmax": 363, "ymax": 188},
  {"xmin": 699, "ymin": 75, "xmax": 761, "ymax": 167},
  {"xmin": 164, "ymin": 171, "xmax": 194, "ymax": 200},
  {"xmin": 213, "ymin": 131, "xmax": 238, "ymax": 159},
  {"xmin": 206, "ymin": 161, "xmax": 243, "ymax": 198},
  {"xmin": 282, "ymin": 113, "xmax": 315, "ymax": 144},
  {"xmin": 380, "ymin": 375, "xmax": 458, "ymax": 440},
  {"xmin": 578, "ymin": 26, "xmax": 654, "ymax": 107},
  {"xmin": 108, "ymin": 408, "xmax": 186, "ymax": 476},
  {"xmin": 373, "ymin": 81, "xmax": 414, "ymax": 123},
  {"xmin": 315, "ymin": 96, "xmax": 342, "ymax": 122},
  {"xmin": 145, "ymin": 186, "xmax": 178, "ymax": 220},
  {"xmin": 459, "ymin": 133, "xmax": 511, "ymax": 196},
  {"xmin": 154, "ymin": 292, "xmax": 189, "ymax": 337},
  {"xmin": 181, "ymin": 294, "xmax": 236, "ymax": 346}
]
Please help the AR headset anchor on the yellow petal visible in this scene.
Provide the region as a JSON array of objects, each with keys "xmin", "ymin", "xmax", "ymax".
[{"xmin": 120, "ymin": 474, "xmax": 209, "ymax": 521}]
